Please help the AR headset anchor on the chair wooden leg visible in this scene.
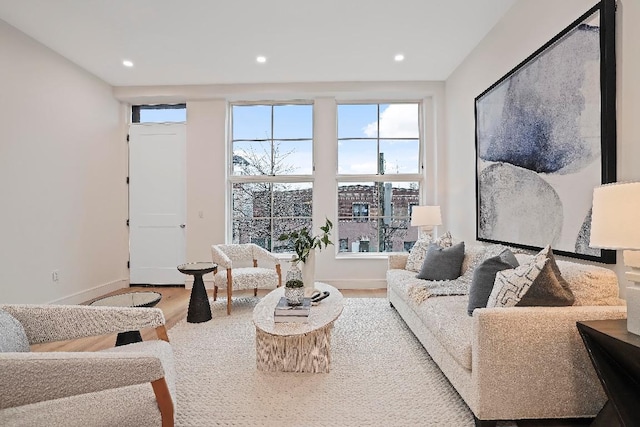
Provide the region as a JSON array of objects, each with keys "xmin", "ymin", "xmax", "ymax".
[
  {"xmin": 226, "ymin": 270, "xmax": 232, "ymax": 315},
  {"xmin": 151, "ymin": 377, "xmax": 174, "ymax": 427},
  {"xmin": 213, "ymin": 286, "xmax": 218, "ymax": 301},
  {"xmin": 276, "ymin": 264, "xmax": 282, "ymax": 287},
  {"xmin": 254, "ymin": 288, "xmax": 258, "ymax": 297},
  {"xmin": 155, "ymin": 325, "xmax": 170, "ymax": 342}
]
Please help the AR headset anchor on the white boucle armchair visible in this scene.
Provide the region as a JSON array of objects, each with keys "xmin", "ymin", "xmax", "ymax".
[
  {"xmin": 211, "ymin": 243, "xmax": 282, "ymax": 315},
  {"xmin": 0, "ymin": 304, "xmax": 175, "ymax": 427}
]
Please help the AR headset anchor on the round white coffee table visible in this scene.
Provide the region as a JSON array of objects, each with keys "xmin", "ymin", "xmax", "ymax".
[{"xmin": 252, "ymin": 282, "xmax": 343, "ymax": 373}]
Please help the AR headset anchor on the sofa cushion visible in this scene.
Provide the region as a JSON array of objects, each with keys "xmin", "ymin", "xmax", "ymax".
[
  {"xmin": 416, "ymin": 296, "xmax": 473, "ymax": 370},
  {"xmin": 556, "ymin": 260, "xmax": 622, "ymax": 306},
  {"xmin": 417, "ymin": 242, "xmax": 465, "ymax": 281},
  {"xmin": 0, "ymin": 308, "xmax": 30, "ymax": 352},
  {"xmin": 406, "ymin": 231, "xmax": 453, "ymax": 272},
  {"xmin": 514, "ymin": 253, "xmax": 622, "ymax": 306},
  {"xmin": 467, "ymin": 249, "xmax": 519, "ymax": 316}
]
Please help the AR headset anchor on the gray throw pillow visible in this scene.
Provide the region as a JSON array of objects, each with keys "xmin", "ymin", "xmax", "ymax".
[
  {"xmin": 518, "ymin": 246, "xmax": 575, "ymax": 306},
  {"xmin": 416, "ymin": 241, "xmax": 465, "ymax": 281},
  {"xmin": 405, "ymin": 231, "xmax": 454, "ymax": 272},
  {"xmin": 0, "ymin": 308, "xmax": 30, "ymax": 352},
  {"xmin": 467, "ymin": 249, "xmax": 519, "ymax": 316}
]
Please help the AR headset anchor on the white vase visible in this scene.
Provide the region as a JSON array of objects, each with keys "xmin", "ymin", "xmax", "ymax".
[{"xmin": 301, "ymin": 250, "xmax": 316, "ymax": 297}]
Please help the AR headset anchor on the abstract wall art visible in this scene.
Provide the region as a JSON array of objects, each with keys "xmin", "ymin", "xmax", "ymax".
[{"xmin": 475, "ymin": 0, "xmax": 616, "ymax": 263}]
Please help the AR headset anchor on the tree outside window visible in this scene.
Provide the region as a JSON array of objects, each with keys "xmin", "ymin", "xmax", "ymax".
[{"xmin": 230, "ymin": 103, "xmax": 313, "ymax": 252}]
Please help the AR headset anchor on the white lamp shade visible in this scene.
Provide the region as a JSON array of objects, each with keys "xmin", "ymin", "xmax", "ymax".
[
  {"xmin": 590, "ymin": 182, "xmax": 640, "ymax": 250},
  {"xmin": 411, "ymin": 205, "xmax": 442, "ymax": 227}
]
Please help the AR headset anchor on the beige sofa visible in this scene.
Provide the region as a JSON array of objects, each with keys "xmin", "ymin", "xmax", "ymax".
[{"xmin": 387, "ymin": 246, "xmax": 626, "ymax": 427}]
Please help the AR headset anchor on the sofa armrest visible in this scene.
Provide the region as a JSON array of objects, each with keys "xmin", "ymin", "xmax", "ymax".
[
  {"xmin": 0, "ymin": 305, "xmax": 166, "ymax": 345},
  {"xmin": 388, "ymin": 254, "xmax": 408, "ymax": 270},
  {"xmin": 0, "ymin": 351, "xmax": 166, "ymax": 409},
  {"xmin": 471, "ymin": 305, "xmax": 627, "ymax": 420}
]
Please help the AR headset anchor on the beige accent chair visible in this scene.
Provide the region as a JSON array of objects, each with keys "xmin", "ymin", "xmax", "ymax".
[
  {"xmin": 211, "ymin": 243, "xmax": 282, "ymax": 315},
  {"xmin": 0, "ymin": 304, "xmax": 175, "ymax": 427}
]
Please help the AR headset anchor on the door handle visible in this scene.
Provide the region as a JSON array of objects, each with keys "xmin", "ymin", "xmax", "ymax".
[{"xmin": 180, "ymin": 224, "xmax": 186, "ymax": 228}]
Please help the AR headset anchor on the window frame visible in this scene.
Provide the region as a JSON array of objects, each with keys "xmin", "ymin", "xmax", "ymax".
[
  {"xmin": 228, "ymin": 101, "xmax": 315, "ymax": 252},
  {"xmin": 336, "ymin": 101, "xmax": 424, "ymax": 254}
]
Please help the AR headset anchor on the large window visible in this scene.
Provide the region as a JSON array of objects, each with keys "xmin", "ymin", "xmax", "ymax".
[
  {"xmin": 230, "ymin": 103, "xmax": 313, "ymax": 252},
  {"xmin": 337, "ymin": 103, "xmax": 422, "ymax": 252}
]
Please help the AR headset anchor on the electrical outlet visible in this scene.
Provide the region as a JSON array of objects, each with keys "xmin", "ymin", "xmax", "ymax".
[
  {"xmin": 198, "ymin": 210, "xmax": 204, "ymax": 218},
  {"xmin": 52, "ymin": 270, "xmax": 59, "ymax": 282}
]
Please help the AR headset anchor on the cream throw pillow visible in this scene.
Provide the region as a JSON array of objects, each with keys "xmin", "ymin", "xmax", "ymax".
[{"xmin": 405, "ymin": 231, "xmax": 453, "ymax": 272}]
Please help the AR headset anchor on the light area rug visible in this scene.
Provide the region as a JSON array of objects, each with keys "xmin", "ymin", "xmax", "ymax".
[{"xmin": 169, "ymin": 297, "xmax": 475, "ymax": 427}]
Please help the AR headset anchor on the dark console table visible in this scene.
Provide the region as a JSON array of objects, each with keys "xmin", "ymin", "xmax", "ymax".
[
  {"xmin": 576, "ymin": 319, "xmax": 640, "ymax": 427},
  {"xmin": 178, "ymin": 262, "xmax": 216, "ymax": 323}
]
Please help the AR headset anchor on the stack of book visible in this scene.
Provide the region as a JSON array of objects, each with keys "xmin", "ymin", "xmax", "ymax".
[{"xmin": 274, "ymin": 297, "xmax": 311, "ymax": 323}]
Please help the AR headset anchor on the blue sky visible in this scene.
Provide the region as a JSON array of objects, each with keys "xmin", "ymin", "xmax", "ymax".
[{"xmin": 138, "ymin": 103, "xmax": 420, "ymax": 176}]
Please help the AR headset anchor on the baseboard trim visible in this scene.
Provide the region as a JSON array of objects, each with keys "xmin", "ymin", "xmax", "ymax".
[
  {"xmin": 48, "ymin": 279, "xmax": 129, "ymax": 305},
  {"xmin": 320, "ymin": 279, "xmax": 387, "ymax": 289},
  {"xmin": 184, "ymin": 278, "xmax": 387, "ymax": 290}
]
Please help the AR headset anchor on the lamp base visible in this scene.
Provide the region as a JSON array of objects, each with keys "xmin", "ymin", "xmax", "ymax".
[{"xmin": 627, "ymin": 285, "xmax": 640, "ymax": 335}]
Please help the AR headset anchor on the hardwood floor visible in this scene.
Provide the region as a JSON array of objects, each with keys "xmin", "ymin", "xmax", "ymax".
[{"xmin": 32, "ymin": 286, "xmax": 386, "ymax": 352}]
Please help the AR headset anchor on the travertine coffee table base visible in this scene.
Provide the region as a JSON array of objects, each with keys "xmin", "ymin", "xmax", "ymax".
[
  {"xmin": 256, "ymin": 322, "xmax": 334, "ymax": 373},
  {"xmin": 253, "ymin": 282, "xmax": 343, "ymax": 373}
]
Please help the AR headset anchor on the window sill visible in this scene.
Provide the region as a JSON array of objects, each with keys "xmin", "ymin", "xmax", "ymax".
[
  {"xmin": 335, "ymin": 253, "xmax": 399, "ymax": 260},
  {"xmin": 275, "ymin": 252, "xmax": 408, "ymax": 261}
]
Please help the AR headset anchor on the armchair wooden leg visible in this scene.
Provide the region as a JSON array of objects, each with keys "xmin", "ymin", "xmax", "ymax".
[
  {"xmin": 151, "ymin": 377, "xmax": 174, "ymax": 427},
  {"xmin": 213, "ymin": 286, "xmax": 218, "ymax": 301},
  {"xmin": 226, "ymin": 270, "xmax": 232, "ymax": 315},
  {"xmin": 276, "ymin": 264, "xmax": 282, "ymax": 287},
  {"xmin": 156, "ymin": 325, "xmax": 170, "ymax": 342}
]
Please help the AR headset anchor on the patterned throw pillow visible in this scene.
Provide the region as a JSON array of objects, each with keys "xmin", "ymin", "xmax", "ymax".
[
  {"xmin": 406, "ymin": 231, "xmax": 453, "ymax": 272},
  {"xmin": 0, "ymin": 308, "xmax": 30, "ymax": 352},
  {"xmin": 487, "ymin": 257, "xmax": 547, "ymax": 308}
]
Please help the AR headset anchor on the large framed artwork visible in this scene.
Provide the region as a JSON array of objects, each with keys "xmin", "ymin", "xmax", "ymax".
[{"xmin": 475, "ymin": 0, "xmax": 616, "ymax": 263}]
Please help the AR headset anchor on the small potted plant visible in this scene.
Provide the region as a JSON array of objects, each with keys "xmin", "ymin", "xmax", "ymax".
[
  {"xmin": 279, "ymin": 218, "xmax": 333, "ymax": 292},
  {"xmin": 284, "ymin": 278, "xmax": 304, "ymax": 306}
]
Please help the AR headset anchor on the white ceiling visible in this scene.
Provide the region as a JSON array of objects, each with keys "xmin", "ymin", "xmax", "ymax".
[{"xmin": 0, "ymin": 0, "xmax": 516, "ymax": 87}]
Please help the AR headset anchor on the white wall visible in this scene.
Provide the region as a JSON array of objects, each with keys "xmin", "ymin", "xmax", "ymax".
[
  {"xmin": 0, "ymin": 20, "xmax": 127, "ymax": 304},
  {"xmin": 444, "ymin": 0, "xmax": 640, "ymax": 293},
  {"xmin": 116, "ymin": 82, "xmax": 446, "ymax": 288}
]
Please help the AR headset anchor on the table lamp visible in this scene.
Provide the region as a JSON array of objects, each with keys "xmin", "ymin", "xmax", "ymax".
[
  {"xmin": 590, "ymin": 182, "xmax": 640, "ymax": 335},
  {"xmin": 410, "ymin": 205, "xmax": 442, "ymax": 239}
]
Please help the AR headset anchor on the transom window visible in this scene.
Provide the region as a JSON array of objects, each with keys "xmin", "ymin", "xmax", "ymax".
[
  {"xmin": 131, "ymin": 104, "xmax": 186, "ymax": 123},
  {"xmin": 230, "ymin": 103, "xmax": 314, "ymax": 252},
  {"xmin": 337, "ymin": 103, "xmax": 422, "ymax": 253}
]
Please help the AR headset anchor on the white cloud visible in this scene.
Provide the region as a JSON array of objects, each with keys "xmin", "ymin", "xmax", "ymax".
[
  {"xmin": 340, "ymin": 162, "xmax": 377, "ymax": 174},
  {"xmin": 363, "ymin": 104, "xmax": 419, "ymax": 138}
]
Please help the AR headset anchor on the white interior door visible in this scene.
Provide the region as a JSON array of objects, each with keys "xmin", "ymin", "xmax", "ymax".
[{"xmin": 129, "ymin": 123, "xmax": 186, "ymax": 285}]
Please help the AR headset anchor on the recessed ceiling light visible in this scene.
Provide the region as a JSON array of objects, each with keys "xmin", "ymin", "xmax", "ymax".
[
  {"xmin": 122, "ymin": 60, "xmax": 134, "ymax": 67},
  {"xmin": 256, "ymin": 56, "xmax": 267, "ymax": 63},
  {"xmin": 394, "ymin": 54, "xmax": 405, "ymax": 62}
]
